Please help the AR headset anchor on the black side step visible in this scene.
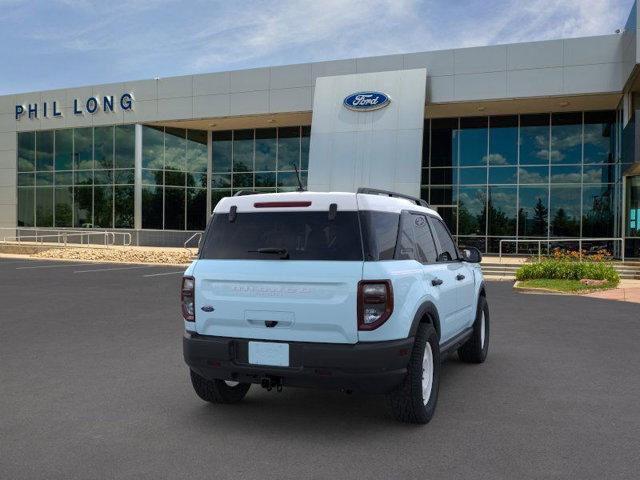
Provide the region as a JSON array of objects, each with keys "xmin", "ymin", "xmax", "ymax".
[{"xmin": 439, "ymin": 327, "xmax": 473, "ymax": 356}]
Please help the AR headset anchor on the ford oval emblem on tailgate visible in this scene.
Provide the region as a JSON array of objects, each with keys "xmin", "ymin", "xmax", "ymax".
[
  {"xmin": 201, "ymin": 305, "xmax": 215, "ymax": 312},
  {"xmin": 343, "ymin": 91, "xmax": 390, "ymax": 111}
]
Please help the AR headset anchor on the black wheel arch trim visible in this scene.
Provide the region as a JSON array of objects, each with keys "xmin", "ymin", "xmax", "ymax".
[{"xmin": 408, "ymin": 301, "xmax": 442, "ymax": 340}]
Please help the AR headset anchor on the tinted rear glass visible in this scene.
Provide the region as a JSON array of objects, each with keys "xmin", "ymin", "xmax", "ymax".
[
  {"xmin": 200, "ymin": 211, "xmax": 363, "ymax": 261},
  {"xmin": 360, "ymin": 211, "xmax": 400, "ymax": 261}
]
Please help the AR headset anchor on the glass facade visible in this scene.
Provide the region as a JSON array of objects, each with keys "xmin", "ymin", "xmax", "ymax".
[
  {"xmin": 211, "ymin": 126, "xmax": 310, "ymax": 208},
  {"xmin": 141, "ymin": 126, "xmax": 208, "ymax": 230},
  {"xmin": 17, "ymin": 126, "xmax": 135, "ymax": 228},
  {"xmin": 422, "ymin": 111, "xmax": 620, "ymax": 253}
]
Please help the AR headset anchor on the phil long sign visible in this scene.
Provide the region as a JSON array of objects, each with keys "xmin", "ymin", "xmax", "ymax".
[
  {"xmin": 343, "ymin": 91, "xmax": 390, "ymax": 111},
  {"xmin": 15, "ymin": 93, "xmax": 134, "ymax": 120}
]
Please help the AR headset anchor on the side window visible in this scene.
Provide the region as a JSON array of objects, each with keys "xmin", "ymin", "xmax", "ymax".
[
  {"xmin": 395, "ymin": 212, "xmax": 416, "ymax": 261},
  {"xmin": 411, "ymin": 214, "xmax": 437, "ymax": 264},
  {"xmin": 429, "ymin": 217, "xmax": 458, "ymax": 262}
]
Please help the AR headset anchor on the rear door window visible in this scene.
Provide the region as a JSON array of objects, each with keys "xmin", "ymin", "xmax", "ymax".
[
  {"xmin": 411, "ymin": 214, "xmax": 438, "ymax": 263},
  {"xmin": 429, "ymin": 216, "xmax": 459, "ymax": 262},
  {"xmin": 200, "ymin": 211, "xmax": 363, "ymax": 261}
]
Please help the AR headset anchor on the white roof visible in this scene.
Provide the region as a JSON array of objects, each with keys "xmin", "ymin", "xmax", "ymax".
[{"xmin": 214, "ymin": 191, "xmax": 440, "ymax": 217}]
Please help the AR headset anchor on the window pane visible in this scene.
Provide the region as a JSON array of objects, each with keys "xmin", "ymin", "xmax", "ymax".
[
  {"xmin": 430, "ymin": 217, "xmax": 458, "ymax": 261},
  {"xmin": 255, "ymin": 128, "xmax": 276, "ymax": 171},
  {"xmin": 114, "ymin": 186, "xmax": 134, "ymax": 228},
  {"xmin": 54, "ymin": 129, "xmax": 73, "ymax": 171},
  {"xmin": 165, "ymin": 127, "xmax": 186, "ymax": 171},
  {"xmin": 74, "ymin": 186, "xmax": 92, "ymax": 227},
  {"xmin": 255, "ymin": 172, "xmax": 276, "ymax": 187},
  {"xmin": 35, "ymin": 171, "xmax": 53, "ymax": 186},
  {"xmin": 360, "ymin": 211, "xmax": 399, "ymax": 261},
  {"xmin": 142, "ymin": 186, "xmax": 163, "ymax": 229},
  {"xmin": 582, "ymin": 184, "xmax": 614, "ymax": 237},
  {"xmin": 142, "ymin": 126, "xmax": 164, "ymax": 169},
  {"xmin": 18, "ymin": 173, "xmax": 34, "ymax": 187},
  {"xmin": 584, "ymin": 111, "xmax": 615, "ymax": 164},
  {"xmin": 435, "ymin": 206, "xmax": 457, "ymax": 235},
  {"xmin": 488, "ymin": 115, "xmax": 517, "ymax": 166},
  {"xmin": 165, "ymin": 170, "xmax": 185, "ymax": 187},
  {"xmin": 94, "ymin": 126, "xmax": 114, "ymax": 169},
  {"xmin": 142, "ymin": 169, "xmax": 163, "ymax": 186},
  {"xmin": 429, "ymin": 186, "xmax": 455, "ymax": 205},
  {"xmin": 212, "ymin": 131, "xmax": 232, "ymax": 173},
  {"xmin": 93, "ymin": 185, "xmax": 113, "ymax": 228},
  {"xmin": 459, "ymin": 117, "xmax": 487, "ymax": 166},
  {"xmin": 488, "ymin": 166, "xmax": 517, "ymax": 184},
  {"xmin": 74, "ymin": 128, "xmax": 94, "ymax": 170},
  {"xmin": 459, "ymin": 167, "xmax": 486, "ymax": 185},
  {"xmin": 212, "ymin": 174, "xmax": 231, "ymax": 188},
  {"xmin": 164, "ymin": 187, "xmax": 185, "ymax": 230},
  {"xmin": 430, "ymin": 118, "xmax": 457, "ymax": 167},
  {"xmin": 550, "ymin": 185, "xmax": 580, "ymax": 237},
  {"xmin": 233, "ymin": 172, "xmax": 253, "ymax": 188},
  {"xmin": 233, "ymin": 129, "xmax": 253, "ymax": 172},
  {"xmin": 550, "ymin": 165, "xmax": 581, "ymax": 183},
  {"xmin": 458, "ymin": 187, "xmax": 486, "ymax": 235},
  {"xmin": 430, "ymin": 168, "xmax": 455, "ymax": 185},
  {"xmin": 551, "ymin": 113, "xmax": 582, "ymax": 165},
  {"xmin": 17, "ymin": 187, "xmax": 34, "ymax": 226},
  {"xmin": 115, "ymin": 124, "xmax": 135, "ymax": 169},
  {"xmin": 301, "ymin": 126, "xmax": 310, "ymax": 170},
  {"xmin": 35, "ymin": 130, "xmax": 54, "ymax": 171},
  {"xmin": 583, "ymin": 164, "xmax": 615, "ymax": 184},
  {"xmin": 75, "ymin": 169, "xmax": 93, "ymax": 186},
  {"xmin": 18, "ymin": 132, "xmax": 35, "ymax": 172},
  {"xmin": 114, "ymin": 169, "xmax": 134, "ymax": 185},
  {"xmin": 277, "ymin": 127, "xmax": 300, "ymax": 171},
  {"xmin": 35, "ymin": 187, "xmax": 54, "ymax": 227},
  {"xmin": 187, "ymin": 188, "xmax": 207, "ymax": 230},
  {"xmin": 519, "ymin": 114, "xmax": 549, "ymax": 165},
  {"xmin": 518, "ymin": 186, "xmax": 548, "ymax": 236},
  {"xmin": 186, "ymin": 129, "xmax": 208, "ymax": 173},
  {"xmin": 94, "ymin": 169, "xmax": 113, "ymax": 185},
  {"xmin": 519, "ymin": 166, "xmax": 548, "ymax": 184},
  {"xmin": 412, "ymin": 214, "xmax": 438, "ymax": 263},
  {"xmin": 488, "ymin": 186, "xmax": 517, "ymax": 236},
  {"xmin": 187, "ymin": 171, "xmax": 207, "ymax": 188}
]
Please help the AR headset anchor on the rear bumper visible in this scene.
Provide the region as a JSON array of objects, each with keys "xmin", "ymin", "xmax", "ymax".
[{"xmin": 183, "ymin": 332, "xmax": 414, "ymax": 394}]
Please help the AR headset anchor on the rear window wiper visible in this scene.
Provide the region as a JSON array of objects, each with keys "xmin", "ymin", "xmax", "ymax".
[{"xmin": 248, "ymin": 247, "xmax": 290, "ymax": 259}]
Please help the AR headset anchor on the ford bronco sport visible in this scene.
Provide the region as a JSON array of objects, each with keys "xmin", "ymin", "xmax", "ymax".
[{"xmin": 182, "ymin": 188, "xmax": 489, "ymax": 424}]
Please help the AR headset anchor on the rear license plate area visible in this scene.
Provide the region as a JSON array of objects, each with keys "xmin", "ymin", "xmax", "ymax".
[{"xmin": 248, "ymin": 341, "xmax": 289, "ymax": 367}]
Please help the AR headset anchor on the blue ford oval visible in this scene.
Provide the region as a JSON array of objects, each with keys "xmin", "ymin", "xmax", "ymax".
[{"xmin": 343, "ymin": 91, "xmax": 391, "ymax": 111}]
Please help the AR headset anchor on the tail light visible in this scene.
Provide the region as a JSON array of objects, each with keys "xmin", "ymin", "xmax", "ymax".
[
  {"xmin": 181, "ymin": 276, "xmax": 195, "ymax": 321},
  {"xmin": 357, "ymin": 280, "xmax": 393, "ymax": 330}
]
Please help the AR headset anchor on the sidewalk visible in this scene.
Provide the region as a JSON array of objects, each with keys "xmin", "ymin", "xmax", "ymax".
[{"xmin": 582, "ymin": 280, "xmax": 640, "ymax": 304}]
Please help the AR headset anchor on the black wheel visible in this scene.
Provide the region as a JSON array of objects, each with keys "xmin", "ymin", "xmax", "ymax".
[
  {"xmin": 458, "ymin": 296, "xmax": 489, "ymax": 364},
  {"xmin": 387, "ymin": 323, "xmax": 440, "ymax": 424},
  {"xmin": 189, "ymin": 370, "xmax": 251, "ymax": 404}
]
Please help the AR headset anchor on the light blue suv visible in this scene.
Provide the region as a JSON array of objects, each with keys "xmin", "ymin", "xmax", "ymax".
[{"xmin": 182, "ymin": 188, "xmax": 489, "ymax": 424}]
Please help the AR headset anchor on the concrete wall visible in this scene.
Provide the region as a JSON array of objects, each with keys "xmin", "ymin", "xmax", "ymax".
[{"xmin": 308, "ymin": 69, "xmax": 426, "ymax": 196}]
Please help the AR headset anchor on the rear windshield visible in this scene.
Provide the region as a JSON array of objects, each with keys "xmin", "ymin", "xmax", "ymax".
[{"xmin": 200, "ymin": 211, "xmax": 364, "ymax": 261}]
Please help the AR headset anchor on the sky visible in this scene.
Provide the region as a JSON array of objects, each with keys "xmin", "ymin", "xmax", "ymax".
[{"xmin": 0, "ymin": 0, "xmax": 636, "ymax": 95}]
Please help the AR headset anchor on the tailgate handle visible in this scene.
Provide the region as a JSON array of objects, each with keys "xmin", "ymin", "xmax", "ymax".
[{"xmin": 247, "ymin": 319, "xmax": 292, "ymax": 328}]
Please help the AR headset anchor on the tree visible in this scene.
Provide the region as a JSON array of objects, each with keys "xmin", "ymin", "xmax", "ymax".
[{"xmin": 532, "ymin": 198, "xmax": 548, "ymax": 236}]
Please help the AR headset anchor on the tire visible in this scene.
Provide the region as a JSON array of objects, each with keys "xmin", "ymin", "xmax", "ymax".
[
  {"xmin": 387, "ymin": 323, "xmax": 440, "ymax": 424},
  {"xmin": 458, "ymin": 295, "xmax": 489, "ymax": 364},
  {"xmin": 189, "ymin": 369, "xmax": 251, "ymax": 404}
]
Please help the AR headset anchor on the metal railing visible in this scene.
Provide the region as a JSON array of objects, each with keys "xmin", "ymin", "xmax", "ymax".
[
  {"xmin": 183, "ymin": 232, "xmax": 202, "ymax": 249},
  {"xmin": 498, "ymin": 238, "xmax": 625, "ymax": 262},
  {"xmin": 0, "ymin": 228, "xmax": 132, "ymax": 248}
]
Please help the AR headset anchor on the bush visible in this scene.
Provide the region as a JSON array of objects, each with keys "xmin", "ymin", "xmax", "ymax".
[{"xmin": 515, "ymin": 259, "xmax": 619, "ymax": 285}]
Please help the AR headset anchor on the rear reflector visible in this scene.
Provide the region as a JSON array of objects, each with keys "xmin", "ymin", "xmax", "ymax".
[{"xmin": 254, "ymin": 201, "xmax": 312, "ymax": 208}]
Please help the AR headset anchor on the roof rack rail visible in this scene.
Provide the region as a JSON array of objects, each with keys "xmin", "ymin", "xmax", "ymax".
[
  {"xmin": 233, "ymin": 190, "xmax": 259, "ymax": 197},
  {"xmin": 357, "ymin": 187, "xmax": 430, "ymax": 208}
]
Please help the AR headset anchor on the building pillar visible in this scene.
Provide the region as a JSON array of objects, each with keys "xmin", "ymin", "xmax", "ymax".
[{"xmin": 134, "ymin": 124, "xmax": 143, "ymax": 235}]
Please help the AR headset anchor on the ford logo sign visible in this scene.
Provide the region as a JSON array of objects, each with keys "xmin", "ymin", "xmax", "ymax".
[{"xmin": 343, "ymin": 91, "xmax": 390, "ymax": 111}]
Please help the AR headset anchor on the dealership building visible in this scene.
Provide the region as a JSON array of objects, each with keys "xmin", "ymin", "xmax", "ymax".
[{"xmin": 2, "ymin": 5, "xmax": 640, "ymax": 256}]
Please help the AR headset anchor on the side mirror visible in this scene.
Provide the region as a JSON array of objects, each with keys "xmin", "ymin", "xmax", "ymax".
[{"xmin": 460, "ymin": 246, "xmax": 482, "ymax": 263}]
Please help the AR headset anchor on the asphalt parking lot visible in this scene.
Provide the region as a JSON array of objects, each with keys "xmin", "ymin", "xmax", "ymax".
[{"xmin": 1, "ymin": 258, "xmax": 639, "ymax": 480}]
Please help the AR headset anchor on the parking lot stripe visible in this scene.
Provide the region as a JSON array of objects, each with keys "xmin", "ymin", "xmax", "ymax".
[
  {"xmin": 142, "ymin": 271, "xmax": 184, "ymax": 277},
  {"xmin": 16, "ymin": 263, "xmax": 93, "ymax": 270},
  {"xmin": 73, "ymin": 265, "xmax": 159, "ymax": 273}
]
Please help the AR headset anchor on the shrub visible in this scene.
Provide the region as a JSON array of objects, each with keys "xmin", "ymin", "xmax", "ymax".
[
  {"xmin": 550, "ymin": 248, "xmax": 612, "ymax": 263},
  {"xmin": 515, "ymin": 259, "xmax": 619, "ymax": 285}
]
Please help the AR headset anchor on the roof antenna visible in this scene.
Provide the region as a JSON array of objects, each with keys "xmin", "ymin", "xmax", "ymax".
[{"xmin": 293, "ymin": 164, "xmax": 305, "ymax": 192}]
